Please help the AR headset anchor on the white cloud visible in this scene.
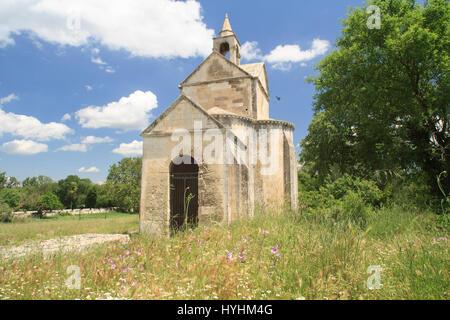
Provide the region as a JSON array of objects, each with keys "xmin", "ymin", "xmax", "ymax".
[
  {"xmin": 75, "ymin": 90, "xmax": 158, "ymax": 131},
  {"xmin": 82, "ymin": 136, "xmax": 113, "ymax": 144},
  {"xmin": 0, "ymin": 0, "xmax": 213, "ymax": 58},
  {"xmin": 241, "ymin": 41, "xmax": 262, "ymax": 61},
  {"xmin": 78, "ymin": 166, "xmax": 100, "ymax": 173},
  {"xmin": 241, "ymin": 39, "xmax": 330, "ymax": 71},
  {"xmin": 90, "ymin": 48, "xmax": 106, "ymax": 65},
  {"xmin": 0, "ymin": 93, "xmax": 19, "ymax": 105},
  {"xmin": 85, "ymin": 85, "xmax": 92, "ymax": 91},
  {"xmin": 61, "ymin": 113, "xmax": 71, "ymax": 121},
  {"xmin": 265, "ymin": 39, "xmax": 330, "ymax": 63},
  {"xmin": 112, "ymin": 140, "xmax": 142, "ymax": 156},
  {"xmin": 0, "ymin": 139, "xmax": 48, "ymax": 155},
  {"xmin": 104, "ymin": 66, "xmax": 115, "ymax": 73},
  {"xmin": 90, "ymin": 47, "xmax": 115, "ymax": 73},
  {"xmin": 58, "ymin": 143, "xmax": 87, "ymax": 152},
  {"xmin": 0, "ymin": 108, "xmax": 73, "ymax": 141}
]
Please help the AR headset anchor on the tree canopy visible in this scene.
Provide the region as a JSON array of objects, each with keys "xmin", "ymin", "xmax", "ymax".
[
  {"xmin": 300, "ymin": 0, "xmax": 449, "ymax": 196},
  {"xmin": 106, "ymin": 157, "xmax": 142, "ymax": 213}
]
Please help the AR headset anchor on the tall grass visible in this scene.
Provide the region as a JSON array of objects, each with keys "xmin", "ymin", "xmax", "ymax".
[{"xmin": 0, "ymin": 205, "xmax": 447, "ymax": 300}]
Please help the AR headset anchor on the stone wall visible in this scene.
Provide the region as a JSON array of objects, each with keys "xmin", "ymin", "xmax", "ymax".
[
  {"xmin": 182, "ymin": 77, "xmax": 253, "ymax": 118},
  {"xmin": 13, "ymin": 208, "xmax": 116, "ymax": 218}
]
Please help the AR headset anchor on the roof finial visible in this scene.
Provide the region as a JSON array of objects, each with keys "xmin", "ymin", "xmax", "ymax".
[{"xmin": 220, "ymin": 13, "xmax": 234, "ymax": 37}]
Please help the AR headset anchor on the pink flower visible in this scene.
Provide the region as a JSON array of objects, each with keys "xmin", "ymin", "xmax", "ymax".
[
  {"xmin": 137, "ymin": 251, "xmax": 142, "ymax": 256},
  {"xmin": 238, "ymin": 250, "xmax": 246, "ymax": 261},
  {"xmin": 125, "ymin": 250, "xmax": 130, "ymax": 255},
  {"xmin": 111, "ymin": 264, "xmax": 116, "ymax": 270},
  {"xmin": 225, "ymin": 250, "xmax": 234, "ymax": 261},
  {"xmin": 227, "ymin": 232, "xmax": 232, "ymax": 240},
  {"xmin": 271, "ymin": 244, "xmax": 280, "ymax": 257}
]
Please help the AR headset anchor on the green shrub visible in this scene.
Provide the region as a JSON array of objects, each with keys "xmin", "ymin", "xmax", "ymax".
[
  {"xmin": 0, "ymin": 203, "xmax": 13, "ymax": 223},
  {"xmin": 35, "ymin": 193, "xmax": 64, "ymax": 217},
  {"xmin": 389, "ymin": 174, "xmax": 434, "ymax": 211},
  {"xmin": 320, "ymin": 174, "xmax": 384, "ymax": 207},
  {"xmin": 0, "ymin": 188, "xmax": 20, "ymax": 210},
  {"xmin": 340, "ymin": 191, "xmax": 368, "ymax": 228}
]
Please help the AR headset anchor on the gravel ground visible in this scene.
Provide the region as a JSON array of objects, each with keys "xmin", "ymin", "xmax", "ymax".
[{"xmin": 0, "ymin": 234, "xmax": 130, "ymax": 261}]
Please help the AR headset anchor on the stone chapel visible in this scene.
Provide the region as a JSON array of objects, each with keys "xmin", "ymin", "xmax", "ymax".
[{"xmin": 140, "ymin": 15, "xmax": 298, "ymax": 236}]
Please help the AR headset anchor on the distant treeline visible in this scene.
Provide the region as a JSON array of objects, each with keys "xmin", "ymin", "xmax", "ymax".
[{"xmin": 0, "ymin": 157, "xmax": 141, "ymax": 214}]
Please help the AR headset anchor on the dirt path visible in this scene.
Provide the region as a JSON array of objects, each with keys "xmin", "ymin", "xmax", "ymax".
[{"xmin": 0, "ymin": 234, "xmax": 130, "ymax": 261}]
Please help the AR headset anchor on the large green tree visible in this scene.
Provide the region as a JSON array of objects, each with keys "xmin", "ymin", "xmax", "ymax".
[
  {"xmin": 106, "ymin": 157, "xmax": 142, "ymax": 213},
  {"xmin": 300, "ymin": 0, "xmax": 449, "ymax": 195},
  {"xmin": 56, "ymin": 175, "xmax": 93, "ymax": 209}
]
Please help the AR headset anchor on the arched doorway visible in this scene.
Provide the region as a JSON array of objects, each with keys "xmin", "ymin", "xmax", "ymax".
[{"xmin": 170, "ymin": 156, "xmax": 199, "ymax": 235}]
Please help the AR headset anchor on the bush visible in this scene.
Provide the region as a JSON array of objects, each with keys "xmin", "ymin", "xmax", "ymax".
[
  {"xmin": 320, "ymin": 174, "xmax": 384, "ymax": 207},
  {"xmin": 0, "ymin": 203, "xmax": 13, "ymax": 223},
  {"xmin": 340, "ymin": 191, "xmax": 368, "ymax": 228},
  {"xmin": 388, "ymin": 173, "xmax": 435, "ymax": 211},
  {"xmin": 36, "ymin": 193, "xmax": 63, "ymax": 217},
  {"xmin": 0, "ymin": 188, "xmax": 20, "ymax": 210}
]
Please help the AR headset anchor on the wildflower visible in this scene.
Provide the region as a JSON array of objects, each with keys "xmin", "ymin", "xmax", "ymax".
[
  {"xmin": 225, "ymin": 250, "xmax": 234, "ymax": 261},
  {"xmin": 262, "ymin": 230, "xmax": 269, "ymax": 235},
  {"xmin": 238, "ymin": 250, "xmax": 246, "ymax": 261},
  {"xmin": 137, "ymin": 251, "xmax": 142, "ymax": 256},
  {"xmin": 271, "ymin": 244, "xmax": 280, "ymax": 257},
  {"xmin": 227, "ymin": 232, "xmax": 232, "ymax": 240},
  {"xmin": 188, "ymin": 247, "xmax": 192, "ymax": 253},
  {"xmin": 111, "ymin": 264, "xmax": 117, "ymax": 270},
  {"xmin": 125, "ymin": 250, "xmax": 130, "ymax": 255}
]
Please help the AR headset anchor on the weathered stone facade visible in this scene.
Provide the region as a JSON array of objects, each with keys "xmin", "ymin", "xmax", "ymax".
[{"xmin": 140, "ymin": 15, "xmax": 298, "ymax": 236}]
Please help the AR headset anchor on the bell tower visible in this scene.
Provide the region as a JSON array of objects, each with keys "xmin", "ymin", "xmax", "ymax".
[{"xmin": 213, "ymin": 14, "xmax": 241, "ymax": 65}]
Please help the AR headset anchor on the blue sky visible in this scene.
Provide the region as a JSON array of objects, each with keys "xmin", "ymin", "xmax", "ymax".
[{"xmin": 0, "ymin": 0, "xmax": 366, "ymax": 183}]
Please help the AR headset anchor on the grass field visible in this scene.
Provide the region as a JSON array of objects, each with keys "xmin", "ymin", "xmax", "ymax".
[
  {"xmin": 0, "ymin": 212, "xmax": 139, "ymax": 246},
  {"xmin": 0, "ymin": 206, "xmax": 448, "ymax": 300}
]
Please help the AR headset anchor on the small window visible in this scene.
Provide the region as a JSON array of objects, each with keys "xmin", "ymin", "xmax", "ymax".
[{"xmin": 219, "ymin": 42, "xmax": 230, "ymax": 58}]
